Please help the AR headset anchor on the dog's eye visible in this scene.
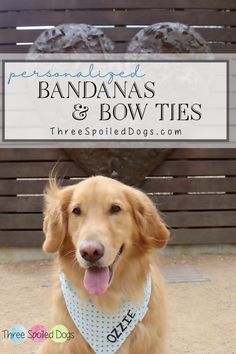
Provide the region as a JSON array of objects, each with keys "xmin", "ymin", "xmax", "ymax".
[
  {"xmin": 72, "ymin": 207, "xmax": 81, "ymax": 215},
  {"xmin": 110, "ymin": 204, "xmax": 121, "ymax": 214}
]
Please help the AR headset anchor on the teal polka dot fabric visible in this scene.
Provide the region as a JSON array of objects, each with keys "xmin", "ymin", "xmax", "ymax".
[{"xmin": 60, "ymin": 272, "xmax": 151, "ymax": 354}]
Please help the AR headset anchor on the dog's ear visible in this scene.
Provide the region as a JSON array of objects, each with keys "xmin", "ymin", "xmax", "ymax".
[
  {"xmin": 125, "ymin": 186, "xmax": 169, "ymax": 250},
  {"xmin": 43, "ymin": 180, "xmax": 73, "ymax": 253}
]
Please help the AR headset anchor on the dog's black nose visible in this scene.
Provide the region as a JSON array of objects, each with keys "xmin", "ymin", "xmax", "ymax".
[{"xmin": 80, "ymin": 240, "xmax": 104, "ymax": 263}]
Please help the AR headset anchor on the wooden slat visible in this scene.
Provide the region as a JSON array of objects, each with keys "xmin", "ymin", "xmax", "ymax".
[
  {"xmin": 0, "ymin": 230, "xmax": 43, "ymax": 247},
  {"xmin": 1, "ymin": 193, "xmax": 236, "ymax": 213},
  {"xmin": 209, "ymin": 43, "xmax": 236, "ymax": 53},
  {"xmin": 170, "ymin": 228, "xmax": 236, "ymax": 245},
  {"xmin": 4, "ymin": 156, "xmax": 236, "ymax": 179},
  {"xmin": 0, "ymin": 28, "xmax": 132, "ymax": 44},
  {"xmin": 5, "ymin": 210, "xmax": 236, "ymax": 230},
  {"xmin": 0, "ymin": 148, "xmax": 68, "ymax": 161},
  {"xmin": 170, "ymin": 149, "xmax": 236, "ymax": 159},
  {"xmin": 0, "ymin": 10, "xmax": 235, "ymax": 28},
  {"xmin": 1, "ymin": 0, "xmax": 236, "ymax": 11},
  {"xmin": 1, "ymin": 218, "xmax": 236, "ymax": 245},
  {"xmin": 153, "ymin": 194, "xmax": 236, "ymax": 211},
  {"xmin": 1, "ymin": 210, "xmax": 236, "ymax": 229},
  {"xmin": 0, "ymin": 176, "xmax": 234, "ymax": 196},
  {"xmin": 112, "ymin": 28, "xmax": 236, "ymax": 44},
  {"xmin": 0, "ymin": 213, "xmax": 42, "ymax": 229},
  {"xmin": 0, "ymin": 196, "xmax": 43, "ymax": 212},
  {"xmin": 0, "ymin": 44, "xmax": 30, "ymax": 53},
  {"xmin": 120, "ymin": 43, "xmax": 236, "ymax": 56},
  {"xmin": 118, "ymin": 42, "xmax": 236, "ymax": 53},
  {"xmin": 0, "ymin": 29, "xmax": 137, "ymax": 46},
  {"xmin": 0, "ymin": 28, "xmax": 38, "ymax": 44},
  {"xmin": 0, "ymin": 43, "xmax": 124, "ymax": 54},
  {"xmin": 0, "ymin": 148, "xmax": 235, "ymax": 161},
  {"xmin": 0, "ymin": 228, "xmax": 235, "ymax": 247},
  {"xmin": 166, "ymin": 211, "xmax": 236, "ymax": 227},
  {"xmin": 0, "ymin": 42, "xmax": 235, "ymax": 54},
  {"xmin": 0, "ymin": 162, "xmax": 87, "ymax": 178},
  {"xmin": 143, "ymin": 177, "xmax": 236, "ymax": 193},
  {"xmin": 0, "ymin": 179, "xmax": 76, "ymax": 196},
  {"xmin": 1, "ymin": 210, "xmax": 236, "ymax": 237},
  {"xmin": 151, "ymin": 160, "xmax": 236, "ymax": 176},
  {"xmin": 2, "ymin": 27, "xmax": 236, "ymax": 45},
  {"xmin": 197, "ymin": 28, "xmax": 236, "ymax": 43},
  {"xmin": 87, "ymin": 192, "xmax": 232, "ymax": 211},
  {"xmin": 1, "ymin": 177, "xmax": 236, "ymax": 196}
]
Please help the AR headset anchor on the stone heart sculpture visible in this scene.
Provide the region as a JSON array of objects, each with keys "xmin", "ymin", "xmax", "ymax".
[
  {"xmin": 29, "ymin": 23, "xmax": 114, "ymax": 54},
  {"xmin": 29, "ymin": 24, "xmax": 172, "ymax": 186},
  {"xmin": 64, "ymin": 148, "xmax": 171, "ymax": 186},
  {"xmin": 29, "ymin": 22, "xmax": 210, "ymax": 186},
  {"xmin": 126, "ymin": 22, "xmax": 211, "ymax": 54}
]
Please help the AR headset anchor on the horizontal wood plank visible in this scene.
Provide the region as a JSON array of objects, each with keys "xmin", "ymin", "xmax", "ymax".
[
  {"xmin": 170, "ymin": 228, "xmax": 236, "ymax": 245},
  {"xmin": 170, "ymin": 149, "xmax": 236, "ymax": 159},
  {"xmin": 3, "ymin": 156, "xmax": 236, "ymax": 179},
  {"xmin": 1, "ymin": 176, "xmax": 236, "ymax": 196},
  {"xmin": 165, "ymin": 211, "xmax": 236, "ymax": 227},
  {"xmin": 0, "ymin": 148, "xmax": 68, "ymax": 161},
  {"xmin": 1, "ymin": 216, "xmax": 236, "ymax": 245},
  {"xmin": 151, "ymin": 160, "xmax": 236, "ymax": 176},
  {"xmin": 0, "ymin": 197, "xmax": 43, "ymax": 212},
  {"xmin": 0, "ymin": 10, "xmax": 236, "ymax": 28},
  {"xmin": 154, "ymin": 194, "xmax": 236, "ymax": 211},
  {"xmin": 0, "ymin": 179, "xmax": 77, "ymax": 196},
  {"xmin": 0, "ymin": 228, "xmax": 235, "ymax": 247},
  {"xmin": 1, "ymin": 193, "xmax": 236, "ymax": 212},
  {"xmin": 0, "ymin": 44, "xmax": 30, "ymax": 53},
  {"xmin": 1, "ymin": 210, "xmax": 236, "ymax": 235},
  {"xmin": 143, "ymin": 177, "xmax": 236, "ymax": 193},
  {"xmin": 108, "ymin": 28, "xmax": 236, "ymax": 45},
  {"xmin": 1, "ymin": 176, "xmax": 236, "ymax": 195},
  {"xmin": 0, "ymin": 28, "xmax": 39, "ymax": 44},
  {"xmin": 117, "ymin": 42, "xmax": 236, "ymax": 53},
  {"xmin": 2, "ymin": 27, "xmax": 236, "ymax": 45},
  {"xmin": 105, "ymin": 28, "xmax": 236, "ymax": 43},
  {"xmin": 209, "ymin": 43, "xmax": 236, "ymax": 53},
  {"xmin": 1, "ymin": 42, "xmax": 235, "ymax": 54},
  {"xmin": 0, "ymin": 230, "xmax": 43, "ymax": 247},
  {"xmin": 1, "ymin": 0, "xmax": 236, "ymax": 11},
  {"xmin": 0, "ymin": 162, "xmax": 87, "ymax": 178},
  {"xmin": 0, "ymin": 148, "xmax": 235, "ymax": 161},
  {"xmin": 197, "ymin": 28, "xmax": 236, "ymax": 43},
  {"xmin": 0, "ymin": 213, "xmax": 43, "ymax": 229}
]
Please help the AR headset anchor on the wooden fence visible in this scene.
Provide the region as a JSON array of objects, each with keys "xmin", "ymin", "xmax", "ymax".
[
  {"xmin": 0, "ymin": 0, "xmax": 236, "ymax": 53},
  {"xmin": 0, "ymin": 2, "xmax": 235, "ymax": 247},
  {"xmin": 0, "ymin": 148, "xmax": 236, "ymax": 247}
]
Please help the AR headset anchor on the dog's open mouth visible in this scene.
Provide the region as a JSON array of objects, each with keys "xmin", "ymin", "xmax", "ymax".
[{"xmin": 83, "ymin": 244, "xmax": 124, "ymax": 296}]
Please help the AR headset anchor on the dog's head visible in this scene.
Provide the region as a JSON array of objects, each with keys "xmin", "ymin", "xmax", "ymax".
[{"xmin": 43, "ymin": 176, "xmax": 169, "ymax": 296}]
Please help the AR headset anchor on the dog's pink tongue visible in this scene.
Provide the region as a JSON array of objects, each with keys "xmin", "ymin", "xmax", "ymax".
[{"xmin": 84, "ymin": 267, "xmax": 110, "ymax": 296}]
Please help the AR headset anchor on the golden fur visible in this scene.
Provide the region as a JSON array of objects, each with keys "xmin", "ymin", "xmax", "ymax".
[{"xmin": 39, "ymin": 176, "xmax": 169, "ymax": 354}]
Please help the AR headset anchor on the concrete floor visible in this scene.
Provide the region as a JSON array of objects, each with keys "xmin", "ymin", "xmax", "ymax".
[{"xmin": 0, "ymin": 254, "xmax": 235, "ymax": 354}]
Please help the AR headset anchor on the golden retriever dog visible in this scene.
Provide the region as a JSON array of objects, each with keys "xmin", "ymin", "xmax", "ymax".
[{"xmin": 39, "ymin": 175, "xmax": 169, "ymax": 354}]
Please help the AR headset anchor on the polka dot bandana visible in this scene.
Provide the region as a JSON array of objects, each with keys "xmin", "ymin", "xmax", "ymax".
[{"xmin": 60, "ymin": 271, "xmax": 151, "ymax": 354}]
